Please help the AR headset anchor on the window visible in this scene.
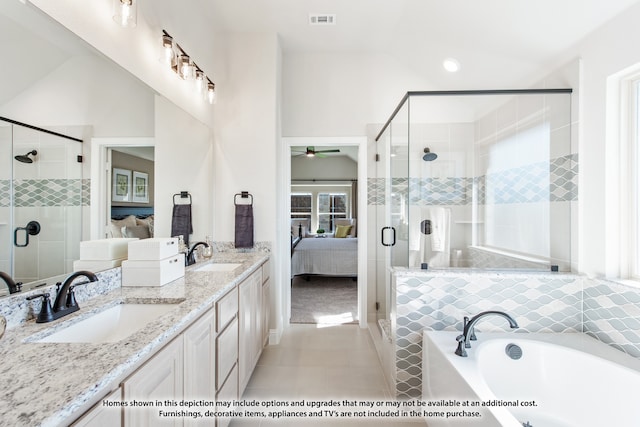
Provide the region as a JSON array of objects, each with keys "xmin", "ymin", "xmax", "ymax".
[
  {"xmin": 317, "ymin": 193, "xmax": 347, "ymax": 232},
  {"xmin": 291, "ymin": 193, "xmax": 312, "ymax": 221}
]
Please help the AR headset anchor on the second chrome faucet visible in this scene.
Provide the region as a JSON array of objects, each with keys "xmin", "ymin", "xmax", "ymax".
[{"xmin": 455, "ymin": 310, "xmax": 519, "ymax": 357}]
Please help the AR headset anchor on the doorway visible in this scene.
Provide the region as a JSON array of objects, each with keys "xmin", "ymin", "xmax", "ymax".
[
  {"xmin": 90, "ymin": 137, "xmax": 154, "ymax": 240},
  {"xmin": 279, "ymin": 137, "xmax": 368, "ymax": 332}
]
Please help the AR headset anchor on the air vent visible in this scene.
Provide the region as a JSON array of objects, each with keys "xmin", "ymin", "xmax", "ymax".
[{"xmin": 309, "ymin": 14, "xmax": 336, "ymax": 25}]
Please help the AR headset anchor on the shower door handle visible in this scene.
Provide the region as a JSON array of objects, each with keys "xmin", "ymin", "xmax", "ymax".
[
  {"xmin": 381, "ymin": 226, "xmax": 396, "ymax": 247},
  {"xmin": 14, "ymin": 221, "xmax": 41, "ymax": 247}
]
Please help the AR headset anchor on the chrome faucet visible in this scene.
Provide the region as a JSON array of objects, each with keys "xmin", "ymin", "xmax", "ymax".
[
  {"xmin": 26, "ymin": 270, "xmax": 98, "ymax": 323},
  {"xmin": 0, "ymin": 271, "xmax": 22, "ymax": 294},
  {"xmin": 455, "ymin": 310, "xmax": 519, "ymax": 357},
  {"xmin": 186, "ymin": 241, "xmax": 210, "ymax": 266}
]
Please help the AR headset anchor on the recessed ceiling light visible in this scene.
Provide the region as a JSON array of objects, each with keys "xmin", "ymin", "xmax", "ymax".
[{"xmin": 443, "ymin": 58, "xmax": 461, "ymax": 73}]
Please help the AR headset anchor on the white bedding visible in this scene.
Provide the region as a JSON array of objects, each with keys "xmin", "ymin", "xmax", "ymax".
[{"xmin": 291, "ymin": 237, "xmax": 358, "ymax": 277}]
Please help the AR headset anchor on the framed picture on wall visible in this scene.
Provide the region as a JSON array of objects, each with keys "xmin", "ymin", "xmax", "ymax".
[
  {"xmin": 112, "ymin": 168, "xmax": 131, "ymax": 202},
  {"xmin": 132, "ymin": 171, "xmax": 149, "ymax": 203}
]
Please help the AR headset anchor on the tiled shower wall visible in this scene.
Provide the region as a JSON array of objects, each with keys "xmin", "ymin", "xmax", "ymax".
[
  {"xmin": 392, "ymin": 271, "xmax": 640, "ymax": 398},
  {"xmin": 1, "ymin": 124, "xmax": 88, "ymax": 283}
]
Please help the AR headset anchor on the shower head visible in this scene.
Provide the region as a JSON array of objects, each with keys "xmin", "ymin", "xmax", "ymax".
[
  {"xmin": 423, "ymin": 147, "xmax": 437, "ymax": 161},
  {"xmin": 14, "ymin": 150, "xmax": 37, "ymax": 164}
]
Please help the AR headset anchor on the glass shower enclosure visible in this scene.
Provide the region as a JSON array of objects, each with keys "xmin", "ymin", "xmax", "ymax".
[
  {"xmin": 374, "ymin": 89, "xmax": 574, "ymax": 321},
  {"xmin": 0, "ymin": 117, "xmax": 83, "ymax": 295}
]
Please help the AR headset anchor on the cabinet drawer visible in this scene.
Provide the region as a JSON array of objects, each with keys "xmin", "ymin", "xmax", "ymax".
[
  {"xmin": 216, "ymin": 317, "xmax": 238, "ymax": 390},
  {"xmin": 216, "ymin": 287, "xmax": 238, "ymax": 332},
  {"xmin": 216, "ymin": 364, "xmax": 238, "ymax": 427}
]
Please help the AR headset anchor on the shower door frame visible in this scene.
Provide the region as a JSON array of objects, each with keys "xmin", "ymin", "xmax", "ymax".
[{"xmin": 375, "ymin": 89, "xmax": 574, "ymax": 272}]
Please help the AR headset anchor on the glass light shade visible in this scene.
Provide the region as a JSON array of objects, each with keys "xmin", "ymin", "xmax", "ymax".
[
  {"xmin": 178, "ymin": 55, "xmax": 194, "ymax": 80},
  {"xmin": 113, "ymin": 0, "xmax": 137, "ymax": 28},
  {"xmin": 159, "ymin": 34, "xmax": 176, "ymax": 68},
  {"xmin": 195, "ymin": 70, "xmax": 207, "ymax": 94},
  {"xmin": 207, "ymin": 83, "xmax": 216, "ymax": 104}
]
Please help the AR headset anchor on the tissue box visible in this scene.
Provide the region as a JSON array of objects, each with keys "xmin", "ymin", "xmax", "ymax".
[
  {"xmin": 127, "ymin": 238, "xmax": 179, "ymax": 261},
  {"xmin": 121, "ymin": 253, "xmax": 185, "ymax": 287},
  {"xmin": 79, "ymin": 238, "xmax": 138, "ymax": 260}
]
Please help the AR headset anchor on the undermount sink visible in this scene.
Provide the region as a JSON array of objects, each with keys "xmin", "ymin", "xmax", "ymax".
[
  {"xmin": 195, "ymin": 263, "xmax": 242, "ymax": 272},
  {"xmin": 34, "ymin": 303, "xmax": 179, "ymax": 343}
]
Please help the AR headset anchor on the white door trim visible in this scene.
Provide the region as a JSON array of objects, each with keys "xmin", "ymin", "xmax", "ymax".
[
  {"xmin": 280, "ymin": 136, "xmax": 368, "ymax": 328},
  {"xmin": 90, "ymin": 137, "xmax": 155, "ymax": 240}
]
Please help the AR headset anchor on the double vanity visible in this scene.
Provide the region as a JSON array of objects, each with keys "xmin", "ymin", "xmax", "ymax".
[{"xmin": 0, "ymin": 251, "xmax": 270, "ymax": 427}]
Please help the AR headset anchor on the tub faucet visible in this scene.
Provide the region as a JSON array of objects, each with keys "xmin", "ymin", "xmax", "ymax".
[
  {"xmin": 0, "ymin": 271, "xmax": 22, "ymax": 294},
  {"xmin": 455, "ymin": 310, "xmax": 519, "ymax": 357},
  {"xmin": 186, "ymin": 241, "xmax": 210, "ymax": 266}
]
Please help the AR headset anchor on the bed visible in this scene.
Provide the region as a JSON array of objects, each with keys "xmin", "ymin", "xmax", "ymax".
[
  {"xmin": 291, "ymin": 236, "xmax": 358, "ymax": 278},
  {"xmin": 108, "ymin": 206, "xmax": 154, "ymax": 239}
]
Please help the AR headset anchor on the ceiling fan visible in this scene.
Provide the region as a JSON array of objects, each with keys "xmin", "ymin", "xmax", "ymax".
[{"xmin": 293, "ymin": 146, "xmax": 341, "ymax": 158}]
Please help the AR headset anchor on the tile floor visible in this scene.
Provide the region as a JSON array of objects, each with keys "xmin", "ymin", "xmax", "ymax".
[{"xmin": 230, "ymin": 324, "xmax": 427, "ymax": 426}]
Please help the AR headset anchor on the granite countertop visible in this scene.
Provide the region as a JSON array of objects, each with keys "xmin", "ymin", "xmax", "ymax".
[{"xmin": 0, "ymin": 252, "xmax": 268, "ymax": 427}]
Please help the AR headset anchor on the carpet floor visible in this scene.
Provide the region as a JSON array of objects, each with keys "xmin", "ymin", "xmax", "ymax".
[{"xmin": 290, "ymin": 275, "xmax": 358, "ymax": 325}]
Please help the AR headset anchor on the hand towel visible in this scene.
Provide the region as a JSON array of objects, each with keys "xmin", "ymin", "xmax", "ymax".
[
  {"xmin": 428, "ymin": 207, "xmax": 449, "ymax": 252},
  {"xmin": 171, "ymin": 204, "xmax": 193, "ymax": 246},
  {"xmin": 235, "ymin": 204, "xmax": 254, "ymax": 248}
]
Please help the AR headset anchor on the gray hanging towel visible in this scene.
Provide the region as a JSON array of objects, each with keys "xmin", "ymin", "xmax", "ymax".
[
  {"xmin": 171, "ymin": 204, "xmax": 193, "ymax": 246},
  {"xmin": 235, "ymin": 204, "xmax": 254, "ymax": 248}
]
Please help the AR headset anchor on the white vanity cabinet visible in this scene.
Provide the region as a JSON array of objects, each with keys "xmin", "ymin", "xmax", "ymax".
[
  {"xmin": 123, "ymin": 335, "xmax": 185, "ymax": 426},
  {"xmin": 71, "ymin": 257, "xmax": 270, "ymax": 427},
  {"xmin": 238, "ymin": 267, "xmax": 265, "ymax": 394},
  {"xmin": 261, "ymin": 260, "xmax": 271, "ymax": 347},
  {"xmin": 72, "ymin": 387, "xmax": 122, "ymax": 427},
  {"xmin": 183, "ymin": 309, "xmax": 217, "ymax": 427}
]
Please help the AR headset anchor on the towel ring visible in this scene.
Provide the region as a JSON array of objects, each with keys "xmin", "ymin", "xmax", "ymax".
[
  {"xmin": 234, "ymin": 191, "xmax": 253, "ymax": 206},
  {"xmin": 173, "ymin": 191, "xmax": 192, "ymax": 205}
]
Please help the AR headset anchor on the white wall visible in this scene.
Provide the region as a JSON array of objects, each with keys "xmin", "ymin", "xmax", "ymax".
[
  {"xmin": 282, "ymin": 52, "xmax": 433, "ymax": 136},
  {"xmin": 212, "ymin": 33, "xmax": 279, "ymax": 245},
  {"xmin": 291, "ymin": 155, "xmax": 357, "ymax": 180}
]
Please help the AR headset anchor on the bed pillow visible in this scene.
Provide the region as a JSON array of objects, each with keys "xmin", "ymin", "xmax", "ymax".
[
  {"xmin": 108, "ymin": 215, "xmax": 137, "ymax": 238},
  {"xmin": 334, "ymin": 225, "xmax": 353, "ymax": 238},
  {"xmin": 121, "ymin": 224, "xmax": 151, "ymax": 239},
  {"xmin": 334, "ymin": 218, "xmax": 357, "ymax": 237},
  {"xmin": 136, "ymin": 215, "xmax": 154, "ymax": 237}
]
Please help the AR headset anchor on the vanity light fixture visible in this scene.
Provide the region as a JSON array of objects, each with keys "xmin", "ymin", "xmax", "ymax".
[
  {"xmin": 113, "ymin": 0, "xmax": 137, "ymax": 28},
  {"xmin": 160, "ymin": 30, "xmax": 217, "ymax": 104}
]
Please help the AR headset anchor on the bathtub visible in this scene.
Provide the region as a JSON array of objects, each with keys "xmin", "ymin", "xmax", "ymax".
[{"xmin": 422, "ymin": 331, "xmax": 640, "ymax": 427}]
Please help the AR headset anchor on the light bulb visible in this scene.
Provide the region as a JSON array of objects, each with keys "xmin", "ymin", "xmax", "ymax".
[
  {"xmin": 207, "ymin": 82, "xmax": 216, "ymax": 104},
  {"xmin": 113, "ymin": 0, "xmax": 136, "ymax": 28},
  {"xmin": 195, "ymin": 70, "xmax": 206, "ymax": 94},
  {"xmin": 160, "ymin": 34, "xmax": 175, "ymax": 68}
]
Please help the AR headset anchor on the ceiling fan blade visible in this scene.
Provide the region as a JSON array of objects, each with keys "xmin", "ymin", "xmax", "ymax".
[
  {"xmin": 315, "ymin": 149, "xmax": 340, "ymax": 154},
  {"xmin": 315, "ymin": 153, "xmax": 327, "ymax": 158}
]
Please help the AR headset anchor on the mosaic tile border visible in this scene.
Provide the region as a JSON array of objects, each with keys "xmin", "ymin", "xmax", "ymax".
[
  {"xmin": 368, "ymin": 153, "xmax": 579, "ymax": 206},
  {"xmin": 0, "ymin": 178, "xmax": 90, "ymax": 208}
]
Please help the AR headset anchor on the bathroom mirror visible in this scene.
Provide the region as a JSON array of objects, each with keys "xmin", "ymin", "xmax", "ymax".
[{"xmin": 0, "ymin": 2, "xmax": 157, "ymax": 296}]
